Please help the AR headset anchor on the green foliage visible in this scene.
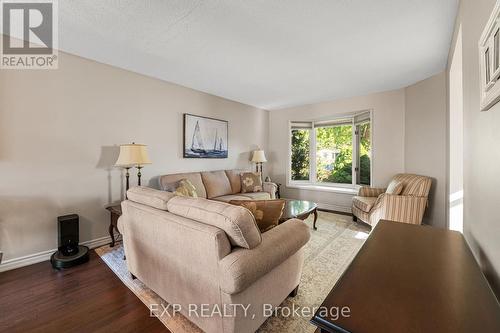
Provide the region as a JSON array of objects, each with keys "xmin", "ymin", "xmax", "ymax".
[
  {"xmin": 358, "ymin": 122, "xmax": 371, "ymax": 185},
  {"xmin": 291, "ymin": 129, "xmax": 310, "ymax": 180},
  {"xmin": 290, "ymin": 122, "xmax": 371, "ymax": 185},
  {"xmin": 316, "ymin": 126, "xmax": 353, "ymax": 184},
  {"xmin": 359, "ymin": 154, "xmax": 371, "ymax": 185},
  {"xmin": 316, "ymin": 126, "xmax": 352, "ymax": 149}
]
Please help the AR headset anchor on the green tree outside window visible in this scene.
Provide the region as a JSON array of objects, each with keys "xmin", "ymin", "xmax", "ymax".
[
  {"xmin": 291, "ymin": 129, "xmax": 310, "ymax": 180},
  {"xmin": 290, "ymin": 119, "xmax": 371, "ymax": 185}
]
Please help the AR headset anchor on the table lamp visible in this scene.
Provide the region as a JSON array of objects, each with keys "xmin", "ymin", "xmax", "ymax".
[
  {"xmin": 115, "ymin": 143, "xmax": 152, "ymax": 193},
  {"xmin": 251, "ymin": 149, "xmax": 267, "ymax": 174}
]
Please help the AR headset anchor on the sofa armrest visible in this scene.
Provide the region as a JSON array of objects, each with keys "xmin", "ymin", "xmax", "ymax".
[
  {"xmin": 358, "ymin": 186, "xmax": 386, "ymax": 197},
  {"xmin": 373, "ymin": 193, "xmax": 428, "ymax": 225},
  {"xmin": 218, "ymin": 219, "xmax": 310, "ymax": 294},
  {"xmin": 263, "ymin": 182, "xmax": 278, "ymax": 199}
]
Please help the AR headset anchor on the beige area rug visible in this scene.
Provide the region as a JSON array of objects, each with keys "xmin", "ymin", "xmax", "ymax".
[{"xmin": 95, "ymin": 212, "xmax": 370, "ymax": 333}]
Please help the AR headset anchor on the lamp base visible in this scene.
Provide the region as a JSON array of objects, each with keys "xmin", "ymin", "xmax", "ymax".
[
  {"xmin": 255, "ymin": 162, "xmax": 263, "ymax": 174},
  {"xmin": 125, "ymin": 167, "xmax": 131, "ymax": 199},
  {"xmin": 137, "ymin": 166, "xmax": 143, "ymax": 186}
]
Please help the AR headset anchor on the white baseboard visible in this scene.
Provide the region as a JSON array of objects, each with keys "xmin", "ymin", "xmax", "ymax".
[
  {"xmin": 82, "ymin": 235, "xmax": 116, "ymax": 250},
  {"xmin": 317, "ymin": 202, "xmax": 351, "ymax": 214},
  {"xmin": 0, "ymin": 234, "xmax": 117, "ymax": 273}
]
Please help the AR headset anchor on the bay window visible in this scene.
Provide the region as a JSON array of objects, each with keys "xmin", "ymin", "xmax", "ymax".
[{"xmin": 289, "ymin": 111, "xmax": 372, "ymax": 187}]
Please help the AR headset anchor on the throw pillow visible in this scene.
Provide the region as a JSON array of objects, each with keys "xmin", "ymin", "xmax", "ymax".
[
  {"xmin": 240, "ymin": 172, "xmax": 263, "ymax": 193},
  {"xmin": 386, "ymin": 180, "xmax": 404, "ymax": 195},
  {"xmin": 229, "ymin": 199, "xmax": 286, "ymax": 233},
  {"xmin": 174, "ymin": 179, "xmax": 198, "ymax": 198}
]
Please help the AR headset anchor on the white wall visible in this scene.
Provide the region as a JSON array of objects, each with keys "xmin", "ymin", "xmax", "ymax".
[
  {"xmin": 404, "ymin": 72, "xmax": 448, "ymax": 228},
  {"xmin": 0, "ymin": 42, "xmax": 269, "ymax": 268},
  {"xmin": 448, "ymin": 24, "xmax": 464, "ymax": 233},
  {"xmin": 268, "ymin": 89, "xmax": 406, "ymax": 212},
  {"xmin": 447, "ymin": 0, "xmax": 500, "ymax": 297}
]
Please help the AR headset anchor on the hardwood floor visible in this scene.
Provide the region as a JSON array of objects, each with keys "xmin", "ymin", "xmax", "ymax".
[{"xmin": 0, "ymin": 250, "xmax": 169, "ymax": 333}]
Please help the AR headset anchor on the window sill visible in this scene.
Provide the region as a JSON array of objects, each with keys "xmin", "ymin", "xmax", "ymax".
[{"xmin": 286, "ymin": 184, "xmax": 359, "ymax": 195}]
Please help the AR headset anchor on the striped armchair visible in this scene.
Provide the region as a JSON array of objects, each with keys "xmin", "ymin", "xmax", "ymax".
[{"xmin": 352, "ymin": 174, "xmax": 432, "ymax": 226}]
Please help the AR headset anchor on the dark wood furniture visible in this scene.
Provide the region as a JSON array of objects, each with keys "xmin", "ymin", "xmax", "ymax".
[
  {"xmin": 0, "ymin": 251, "xmax": 168, "ymax": 333},
  {"xmin": 106, "ymin": 204, "xmax": 122, "ymax": 247},
  {"xmin": 279, "ymin": 199, "xmax": 318, "ymax": 230},
  {"xmin": 275, "ymin": 183, "xmax": 281, "ymax": 199},
  {"xmin": 311, "ymin": 220, "xmax": 500, "ymax": 333}
]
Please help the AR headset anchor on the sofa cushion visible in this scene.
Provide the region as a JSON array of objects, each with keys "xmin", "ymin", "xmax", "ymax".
[
  {"xmin": 127, "ymin": 186, "xmax": 175, "ymax": 210},
  {"xmin": 352, "ymin": 196, "xmax": 377, "ymax": 213},
  {"xmin": 219, "ymin": 220, "xmax": 310, "ymax": 294},
  {"xmin": 201, "ymin": 170, "xmax": 232, "ymax": 198},
  {"xmin": 229, "ymin": 199, "xmax": 285, "ymax": 233},
  {"xmin": 239, "ymin": 192, "xmax": 271, "ymax": 200},
  {"xmin": 352, "ymin": 205, "xmax": 371, "ymax": 224},
  {"xmin": 240, "ymin": 172, "xmax": 263, "ymax": 193},
  {"xmin": 213, "ymin": 194, "xmax": 253, "ymax": 202},
  {"xmin": 167, "ymin": 196, "xmax": 262, "ymax": 249},
  {"xmin": 210, "ymin": 192, "xmax": 271, "ymax": 202},
  {"xmin": 386, "ymin": 180, "xmax": 404, "ymax": 195},
  {"xmin": 225, "ymin": 170, "xmax": 244, "ymax": 194},
  {"xmin": 159, "ymin": 172, "xmax": 207, "ymax": 198}
]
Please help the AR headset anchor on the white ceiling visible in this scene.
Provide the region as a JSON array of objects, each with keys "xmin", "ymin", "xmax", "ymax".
[{"xmin": 56, "ymin": 0, "xmax": 458, "ymax": 110}]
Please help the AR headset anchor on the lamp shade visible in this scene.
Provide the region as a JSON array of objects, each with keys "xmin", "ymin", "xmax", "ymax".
[
  {"xmin": 115, "ymin": 143, "xmax": 152, "ymax": 166},
  {"xmin": 251, "ymin": 150, "xmax": 267, "ymax": 163}
]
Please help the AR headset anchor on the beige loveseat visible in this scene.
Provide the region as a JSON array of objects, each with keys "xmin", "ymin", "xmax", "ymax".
[
  {"xmin": 119, "ymin": 186, "xmax": 310, "ymax": 333},
  {"xmin": 352, "ymin": 173, "xmax": 432, "ymax": 226},
  {"xmin": 158, "ymin": 169, "xmax": 278, "ymax": 202}
]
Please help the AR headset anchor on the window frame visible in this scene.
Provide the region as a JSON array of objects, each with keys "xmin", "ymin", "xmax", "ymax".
[
  {"xmin": 287, "ymin": 110, "xmax": 373, "ymax": 189},
  {"xmin": 354, "ymin": 119, "xmax": 372, "ymax": 186}
]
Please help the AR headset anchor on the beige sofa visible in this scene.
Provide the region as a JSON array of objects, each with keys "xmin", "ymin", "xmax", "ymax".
[
  {"xmin": 352, "ymin": 173, "xmax": 432, "ymax": 226},
  {"xmin": 119, "ymin": 186, "xmax": 310, "ymax": 333},
  {"xmin": 158, "ymin": 169, "xmax": 278, "ymax": 202}
]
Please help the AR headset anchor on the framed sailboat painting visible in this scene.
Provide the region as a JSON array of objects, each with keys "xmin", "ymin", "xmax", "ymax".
[{"xmin": 183, "ymin": 114, "xmax": 228, "ymax": 158}]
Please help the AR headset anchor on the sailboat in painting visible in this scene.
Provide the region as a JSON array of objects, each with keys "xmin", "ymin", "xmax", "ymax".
[
  {"xmin": 185, "ymin": 116, "xmax": 228, "ymax": 158},
  {"xmin": 190, "ymin": 121, "xmax": 206, "ymax": 154},
  {"xmin": 212, "ymin": 130, "xmax": 226, "ymax": 156}
]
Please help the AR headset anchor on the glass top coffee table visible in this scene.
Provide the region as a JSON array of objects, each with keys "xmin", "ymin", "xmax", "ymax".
[{"xmin": 279, "ymin": 199, "xmax": 318, "ymax": 230}]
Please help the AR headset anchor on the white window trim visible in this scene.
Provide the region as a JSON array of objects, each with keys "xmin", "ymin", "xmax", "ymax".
[
  {"xmin": 286, "ymin": 109, "xmax": 374, "ymax": 191},
  {"xmin": 286, "ymin": 183, "xmax": 359, "ymax": 195}
]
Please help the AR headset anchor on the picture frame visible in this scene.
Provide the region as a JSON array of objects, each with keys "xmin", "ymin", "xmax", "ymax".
[
  {"xmin": 479, "ymin": 2, "xmax": 500, "ymax": 111},
  {"xmin": 183, "ymin": 113, "xmax": 228, "ymax": 158}
]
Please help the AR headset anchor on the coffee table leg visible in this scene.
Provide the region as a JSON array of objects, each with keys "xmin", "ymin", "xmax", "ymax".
[{"xmin": 313, "ymin": 209, "xmax": 318, "ymax": 230}]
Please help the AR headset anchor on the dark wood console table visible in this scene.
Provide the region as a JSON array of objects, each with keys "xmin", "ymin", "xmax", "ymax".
[
  {"xmin": 311, "ymin": 220, "xmax": 500, "ymax": 333},
  {"xmin": 106, "ymin": 204, "xmax": 122, "ymax": 247}
]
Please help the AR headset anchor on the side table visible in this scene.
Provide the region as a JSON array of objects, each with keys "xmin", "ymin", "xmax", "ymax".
[{"xmin": 106, "ymin": 204, "xmax": 122, "ymax": 247}]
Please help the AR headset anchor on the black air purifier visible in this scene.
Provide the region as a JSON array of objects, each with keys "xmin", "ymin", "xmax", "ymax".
[{"xmin": 50, "ymin": 214, "xmax": 89, "ymax": 269}]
